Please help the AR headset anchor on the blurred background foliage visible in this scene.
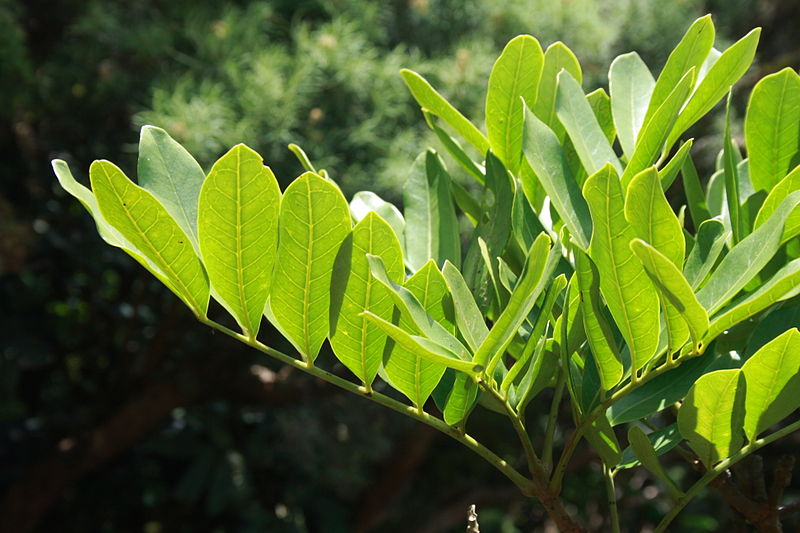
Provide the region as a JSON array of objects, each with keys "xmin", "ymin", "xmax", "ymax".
[{"xmin": 1, "ymin": 0, "xmax": 798, "ymax": 531}]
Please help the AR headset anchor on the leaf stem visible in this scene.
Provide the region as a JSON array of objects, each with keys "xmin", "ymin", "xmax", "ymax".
[
  {"xmin": 199, "ymin": 317, "xmax": 535, "ymax": 494},
  {"xmin": 603, "ymin": 463, "xmax": 621, "ymax": 533},
  {"xmin": 653, "ymin": 418, "xmax": 800, "ymax": 533}
]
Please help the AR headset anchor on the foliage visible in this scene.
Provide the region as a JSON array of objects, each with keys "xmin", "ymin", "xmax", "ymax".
[{"xmin": 54, "ymin": 13, "xmax": 800, "ymax": 531}]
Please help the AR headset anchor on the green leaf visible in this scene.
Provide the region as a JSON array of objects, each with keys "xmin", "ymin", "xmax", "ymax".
[
  {"xmin": 463, "ymin": 152, "xmax": 513, "ymax": 313},
  {"xmin": 53, "ymin": 159, "xmax": 134, "ymax": 249},
  {"xmin": 269, "ymin": 172, "xmax": 351, "ymax": 361},
  {"xmin": 363, "ymin": 312, "xmax": 479, "ymax": 377},
  {"xmin": 625, "ymin": 167, "xmax": 692, "ymax": 350},
  {"xmin": 401, "ymin": 69, "xmax": 490, "ymax": 154},
  {"xmin": 472, "ymin": 233, "xmax": 557, "ymax": 371},
  {"xmin": 485, "ymin": 35, "xmax": 543, "ymax": 172},
  {"xmin": 723, "ymin": 94, "xmax": 745, "ymax": 243},
  {"xmin": 697, "ymin": 191, "xmax": 800, "ymax": 314},
  {"xmin": 627, "ymin": 426, "xmax": 684, "ymax": 497},
  {"xmin": 349, "ymin": 191, "xmax": 406, "ymax": 248},
  {"xmin": 678, "ymin": 368, "xmax": 746, "ymax": 467},
  {"xmin": 741, "ymin": 329, "xmax": 800, "ymax": 441},
  {"xmin": 659, "ymin": 139, "xmax": 694, "ymax": 191},
  {"xmin": 705, "ymin": 259, "xmax": 800, "ymax": 343},
  {"xmin": 423, "ymin": 111, "xmax": 485, "ymax": 185},
  {"xmin": 575, "ymin": 250, "xmax": 622, "ymax": 391},
  {"xmin": 367, "ymin": 255, "xmax": 471, "ymax": 362},
  {"xmin": 403, "ymin": 151, "xmax": 461, "ymax": 270},
  {"xmin": 620, "ymin": 69, "xmax": 695, "ymax": 189},
  {"xmin": 609, "ymin": 52, "xmax": 655, "ymax": 160},
  {"xmin": 516, "ymin": 339, "xmax": 559, "ymax": 410},
  {"xmin": 383, "ymin": 260, "xmax": 455, "ymax": 407},
  {"xmin": 522, "ymin": 105, "xmax": 592, "ymax": 250},
  {"xmin": 557, "ymin": 71, "xmax": 623, "ymax": 176},
  {"xmin": 137, "ymin": 126, "xmax": 206, "ymax": 251},
  {"xmin": 198, "ymin": 144, "xmax": 280, "ymax": 337},
  {"xmin": 618, "ymin": 423, "xmax": 682, "ymax": 470},
  {"xmin": 625, "ymin": 168, "xmax": 685, "ymax": 266},
  {"xmin": 753, "ymin": 164, "xmax": 800, "ymax": 238},
  {"xmin": 586, "ymin": 88, "xmax": 615, "ymax": 145},
  {"xmin": 533, "ymin": 41, "xmax": 582, "ymax": 139},
  {"xmin": 608, "ymin": 350, "xmax": 740, "ymax": 425},
  {"xmin": 330, "ymin": 213, "xmax": 404, "ymax": 387},
  {"xmin": 443, "ymin": 373, "xmax": 480, "ymax": 425},
  {"xmin": 644, "ymin": 15, "xmax": 715, "ymax": 127},
  {"xmin": 630, "ymin": 240, "xmax": 709, "ymax": 349},
  {"xmin": 557, "ymin": 273, "xmax": 586, "ymax": 360},
  {"xmin": 90, "ymin": 160, "xmax": 209, "ymax": 316},
  {"xmin": 442, "ymin": 261, "xmax": 489, "ymax": 352},
  {"xmin": 745, "ymin": 68, "xmax": 800, "ymax": 191},
  {"xmin": 683, "ymin": 219, "xmax": 727, "ymax": 290},
  {"xmin": 667, "ymin": 28, "xmax": 761, "ymax": 150},
  {"xmin": 584, "ymin": 414, "xmax": 621, "ymax": 466},
  {"xmin": 583, "ymin": 164, "xmax": 660, "ymax": 374},
  {"xmin": 681, "ymin": 155, "xmax": 713, "ymax": 229}
]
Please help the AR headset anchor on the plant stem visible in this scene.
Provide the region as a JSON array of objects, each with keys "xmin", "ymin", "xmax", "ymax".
[
  {"xmin": 199, "ymin": 317, "xmax": 535, "ymax": 493},
  {"xmin": 543, "ymin": 370, "xmax": 565, "ymax": 473},
  {"xmin": 653, "ymin": 419, "xmax": 800, "ymax": 533},
  {"xmin": 603, "ymin": 463, "xmax": 621, "ymax": 533},
  {"xmin": 480, "ymin": 381, "xmax": 584, "ymax": 532}
]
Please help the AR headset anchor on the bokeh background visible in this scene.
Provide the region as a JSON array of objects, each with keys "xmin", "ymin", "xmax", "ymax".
[{"xmin": 1, "ymin": 1, "xmax": 799, "ymax": 531}]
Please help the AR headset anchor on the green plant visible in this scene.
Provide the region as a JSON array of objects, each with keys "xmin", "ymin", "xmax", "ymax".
[{"xmin": 54, "ymin": 14, "xmax": 800, "ymax": 531}]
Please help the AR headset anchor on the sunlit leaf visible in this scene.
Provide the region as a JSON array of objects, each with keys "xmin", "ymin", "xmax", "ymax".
[
  {"xmin": 678, "ymin": 368, "xmax": 746, "ymax": 467},
  {"xmin": 269, "ymin": 172, "xmax": 351, "ymax": 361},
  {"xmin": 609, "ymin": 52, "xmax": 655, "ymax": 160},
  {"xmin": 745, "ymin": 68, "xmax": 800, "ymax": 191},
  {"xmin": 330, "ymin": 213, "xmax": 404, "ymax": 387},
  {"xmin": 90, "ymin": 160, "xmax": 209, "ymax": 316},
  {"xmin": 583, "ymin": 164, "xmax": 660, "ymax": 374},
  {"xmin": 198, "ymin": 144, "xmax": 280, "ymax": 337},
  {"xmin": 486, "ymin": 35, "xmax": 543, "ymax": 172}
]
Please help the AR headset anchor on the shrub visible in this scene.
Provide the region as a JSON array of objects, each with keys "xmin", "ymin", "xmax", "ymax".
[{"xmin": 54, "ymin": 14, "xmax": 800, "ymax": 532}]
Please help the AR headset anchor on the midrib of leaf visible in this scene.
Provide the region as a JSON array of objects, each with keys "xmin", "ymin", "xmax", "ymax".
[
  {"xmin": 304, "ymin": 177, "xmax": 314, "ymax": 355},
  {"xmin": 233, "ymin": 149, "xmax": 251, "ymax": 333},
  {"xmin": 601, "ymin": 182, "xmax": 639, "ymax": 365},
  {"xmin": 103, "ymin": 165, "xmax": 200, "ymax": 313},
  {"xmin": 361, "ymin": 218, "xmax": 374, "ymax": 382},
  {"xmin": 154, "ymin": 139, "xmax": 197, "ymax": 245}
]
